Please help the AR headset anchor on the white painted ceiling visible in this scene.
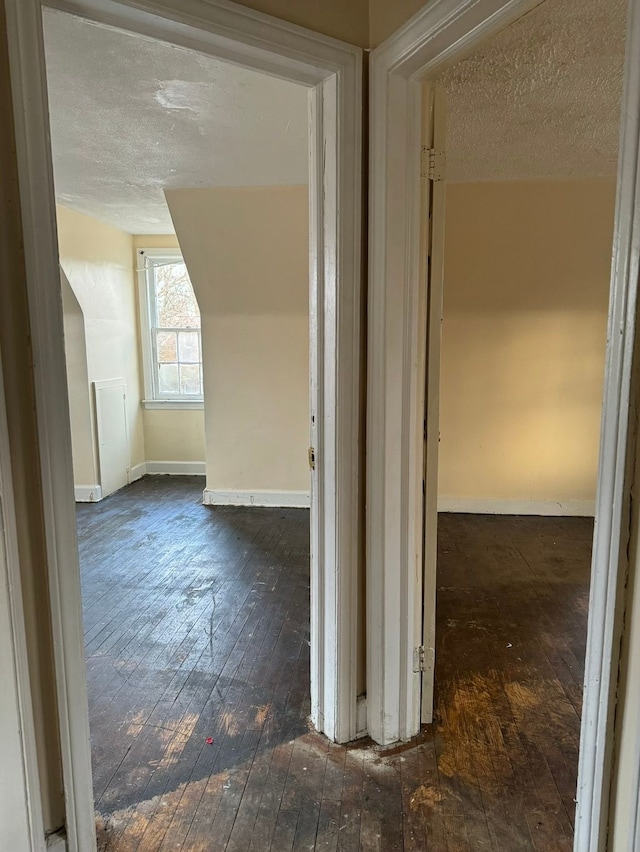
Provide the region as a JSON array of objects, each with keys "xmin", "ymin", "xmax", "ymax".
[
  {"xmin": 437, "ymin": 0, "xmax": 626, "ymax": 182},
  {"xmin": 42, "ymin": 9, "xmax": 309, "ymax": 234}
]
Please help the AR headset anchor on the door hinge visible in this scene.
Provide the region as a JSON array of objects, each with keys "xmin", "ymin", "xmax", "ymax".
[
  {"xmin": 421, "ymin": 146, "xmax": 446, "ymax": 181},
  {"xmin": 308, "ymin": 446, "xmax": 316, "ymax": 471},
  {"xmin": 413, "ymin": 645, "xmax": 426, "ymax": 672}
]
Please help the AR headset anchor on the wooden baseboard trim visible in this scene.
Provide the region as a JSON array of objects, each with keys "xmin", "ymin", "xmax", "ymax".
[
  {"xmin": 74, "ymin": 485, "xmax": 102, "ymax": 503},
  {"xmin": 203, "ymin": 489, "xmax": 311, "ymax": 508},
  {"xmin": 356, "ymin": 695, "xmax": 368, "ymax": 739},
  {"xmin": 46, "ymin": 829, "xmax": 67, "ymax": 851},
  {"xmin": 129, "ymin": 462, "xmax": 146, "ymax": 482},
  {"xmin": 437, "ymin": 497, "xmax": 595, "ymax": 517},
  {"xmin": 144, "ymin": 461, "xmax": 206, "ymax": 476}
]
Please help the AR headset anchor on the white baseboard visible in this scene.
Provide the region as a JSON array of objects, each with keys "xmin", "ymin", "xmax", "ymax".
[
  {"xmin": 437, "ymin": 497, "xmax": 595, "ymax": 517},
  {"xmin": 129, "ymin": 462, "xmax": 146, "ymax": 482},
  {"xmin": 356, "ymin": 694, "xmax": 367, "ymax": 738},
  {"xmin": 203, "ymin": 489, "xmax": 311, "ymax": 508},
  {"xmin": 46, "ymin": 829, "xmax": 67, "ymax": 851},
  {"xmin": 74, "ymin": 484, "xmax": 102, "ymax": 503},
  {"xmin": 145, "ymin": 461, "xmax": 206, "ymax": 476}
]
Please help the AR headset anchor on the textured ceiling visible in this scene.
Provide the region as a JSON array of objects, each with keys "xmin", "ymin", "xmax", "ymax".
[
  {"xmin": 43, "ymin": 9, "xmax": 308, "ymax": 234},
  {"xmin": 437, "ymin": 0, "xmax": 627, "ymax": 182}
]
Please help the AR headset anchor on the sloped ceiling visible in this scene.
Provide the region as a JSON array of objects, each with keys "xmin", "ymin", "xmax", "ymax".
[
  {"xmin": 437, "ymin": 0, "xmax": 626, "ymax": 182},
  {"xmin": 43, "ymin": 8, "xmax": 309, "ymax": 234}
]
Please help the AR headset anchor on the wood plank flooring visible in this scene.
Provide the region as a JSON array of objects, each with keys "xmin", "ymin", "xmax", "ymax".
[{"xmin": 77, "ymin": 476, "xmax": 592, "ymax": 850}]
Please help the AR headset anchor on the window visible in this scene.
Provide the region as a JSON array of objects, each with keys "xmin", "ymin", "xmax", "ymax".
[{"xmin": 138, "ymin": 249, "xmax": 203, "ymax": 407}]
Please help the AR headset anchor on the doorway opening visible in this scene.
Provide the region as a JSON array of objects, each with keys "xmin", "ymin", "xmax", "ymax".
[
  {"xmin": 425, "ymin": 1, "xmax": 625, "ymax": 843},
  {"xmin": 45, "ymin": 7, "xmax": 318, "ymax": 846},
  {"xmin": 367, "ymin": 0, "xmax": 638, "ymax": 847},
  {"xmin": 4, "ymin": 0, "xmax": 362, "ymax": 847}
]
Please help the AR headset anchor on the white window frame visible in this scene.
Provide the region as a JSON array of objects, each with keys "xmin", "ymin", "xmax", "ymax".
[{"xmin": 137, "ymin": 248, "xmax": 204, "ymax": 410}]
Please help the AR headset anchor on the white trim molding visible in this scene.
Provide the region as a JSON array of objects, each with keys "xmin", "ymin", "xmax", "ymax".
[
  {"xmin": 145, "ymin": 460, "xmax": 206, "ymax": 476},
  {"xmin": 5, "ymin": 1, "xmax": 362, "ymax": 848},
  {"xmin": 576, "ymin": 0, "xmax": 640, "ymax": 848},
  {"xmin": 129, "ymin": 462, "xmax": 146, "ymax": 482},
  {"xmin": 46, "ymin": 830, "xmax": 68, "ymax": 851},
  {"xmin": 355, "ymin": 695, "xmax": 368, "ymax": 739},
  {"xmin": 368, "ymin": 7, "xmax": 640, "ymax": 852},
  {"xmin": 0, "ymin": 353, "xmax": 47, "ymax": 852},
  {"xmin": 203, "ymin": 489, "xmax": 310, "ymax": 508},
  {"xmin": 141, "ymin": 400, "xmax": 204, "ymax": 409},
  {"xmin": 437, "ymin": 497, "xmax": 596, "ymax": 517},
  {"xmin": 368, "ymin": 0, "xmax": 543, "ymax": 750},
  {"xmin": 74, "ymin": 485, "xmax": 103, "ymax": 503},
  {"xmin": 136, "ymin": 247, "xmax": 205, "ymax": 405}
]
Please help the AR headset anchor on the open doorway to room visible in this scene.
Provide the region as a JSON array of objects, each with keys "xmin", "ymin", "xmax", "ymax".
[
  {"xmin": 367, "ymin": 0, "xmax": 637, "ymax": 845},
  {"xmin": 425, "ymin": 0, "xmax": 625, "ymax": 845},
  {"xmin": 43, "ymin": 8, "xmax": 323, "ymax": 848}
]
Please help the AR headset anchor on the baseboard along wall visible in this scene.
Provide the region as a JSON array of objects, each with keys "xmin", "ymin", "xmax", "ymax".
[
  {"xmin": 74, "ymin": 462, "xmax": 205, "ymax": 502},
  {"xmin": 73, "ymin": 485, "xmax": 102, "ymax": 503},
  {"xmin": 144, "ymin": 460, "xmax": 206, "ymax": 476},
  {"xmin": 203, "ymin": 489, "xmax": 311, "ymax": 508},
  {"xmin": 46, "ymin": 829, "xmax": 67, "ymax": 851},
  {"xmin": 78, "ymin": 476, "xmax": 591, "ymax": 517},
  {"xmin": 437, "ymin": 497, "xmax": 596, "ymax": 517}
]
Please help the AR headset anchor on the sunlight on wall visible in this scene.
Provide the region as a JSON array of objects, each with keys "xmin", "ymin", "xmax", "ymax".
[{"xmin": 439, "ymin": 178, "xmax": 615, "ymax": 510}]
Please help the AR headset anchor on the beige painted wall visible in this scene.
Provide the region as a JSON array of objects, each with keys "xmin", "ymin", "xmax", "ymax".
[
  {"xmin": 369, "ymin": 0, "xmax": 427, "ymax": 46},
  {"xmin": 231, "ymin": 0, "xmax": 429, "ymax": 49},
  {"xmin": 439, "ymin": 178, "xmax": 615, "ymax": 509},
  {"xmin": 60, "ymin": 270, "xmax": 95, "ymax": 486},
  {"xmin": 166, "ymin": 186, "xmax": 310, "ymax": 496},
  {"xmin": 132, "ymin": 235, "xmax": 206, "ymax": 463},
  {"xmin": 231, "ymin": 0, "xmax": 369, "ymax": 47},
  {"xmin": 143, "ymin": 409, "xmax": 206, "ymax": 463},
  {"xmin": 57, "ymin": 206, "xmax": 145, "ymax": 484}
]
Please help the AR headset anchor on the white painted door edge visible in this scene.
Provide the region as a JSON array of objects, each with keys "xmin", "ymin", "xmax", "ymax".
[
  {"xmin": 0, "ymin": 352, "xmax": 47, "ymax": 850},
  {"xmin": 4, "ymin": 1, "xmax": 362, "ymax": 849},
  {"xmin": 368, "ymin": 3, "xmax": 640, "ymax": 852},
  {"xmin": 575, "ymin": 1, "xmax": 640, "ymax": 848}
]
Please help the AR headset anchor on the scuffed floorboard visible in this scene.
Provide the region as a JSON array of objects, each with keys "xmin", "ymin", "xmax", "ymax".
[{"xmin": 77, "ymin": 477, "xmax": 590, "ymax": 850}]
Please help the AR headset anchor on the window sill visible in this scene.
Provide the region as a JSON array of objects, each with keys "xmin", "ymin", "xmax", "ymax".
[{"xmin": 142, "ymin": 399, "xmax": 204, "ymax": 410}]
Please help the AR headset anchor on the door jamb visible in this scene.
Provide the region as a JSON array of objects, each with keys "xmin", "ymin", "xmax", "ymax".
[
  {"xmin": 0, "ymin": 352, "xmax": 47, "ymax": 850},
  {"xmin": 367, "ymin": 2, "xmax": 640, "ymax": 850},
  {"xmin": 4, "ymin": 1, "xmax": 362, "ymax": 849}
]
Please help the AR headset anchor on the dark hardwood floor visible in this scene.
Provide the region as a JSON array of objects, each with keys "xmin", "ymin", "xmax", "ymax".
[{"xmin": 77, "ymin": 476, "xmax": 592, "ymax": 851}]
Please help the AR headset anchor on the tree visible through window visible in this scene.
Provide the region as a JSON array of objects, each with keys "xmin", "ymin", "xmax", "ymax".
[{"xmin": 142, "ymin": 252, "xmax": 203, "ymax": 401}]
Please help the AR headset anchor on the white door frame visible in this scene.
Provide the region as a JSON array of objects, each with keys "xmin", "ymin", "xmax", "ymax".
[
  {"xmin": 367, "ymin": 1, "xmax": 640, "ymax": 850},
  {"xmin": 4, "ymin": 1, "xmax": 362, "ymax": 849},
  {"xmin": 0, "ymin": 353, "xmax": 47, "ymax": 851}
]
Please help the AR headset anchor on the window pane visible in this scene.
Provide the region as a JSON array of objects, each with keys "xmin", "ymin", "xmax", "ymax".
[
  {"xmin": 178, "ymin": 331, "xmax": 200, "ymax": 363},
  {"xmin": 157, "ymin": 330, "xmax": 177, "ymax": 363},
  {"xmin": 180, "ymin": 364, "xmax": 202, "ymax": 396},
  {"xmin": 154, "ymin": 262, "xmax": 200, "ymax": 329},
  {"xmin": 158, "ymin": 363, "xmax": 179, "ymax": 395}
]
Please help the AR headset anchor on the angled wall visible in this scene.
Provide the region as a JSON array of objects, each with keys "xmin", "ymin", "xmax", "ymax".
[
  {"xmin": 166, "ymin": 185, "xmax": 310, "ymax": 505},
  {"xmin": 60, "ymin": 269, "xmax": 96, "ymax": 490},
  {"xmin": 57, "ymin": 205, "xmax": 145, "ymax": 494}
]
